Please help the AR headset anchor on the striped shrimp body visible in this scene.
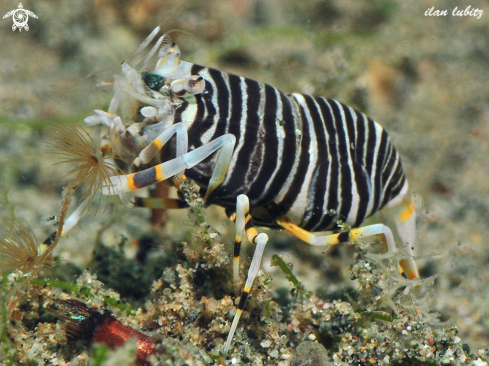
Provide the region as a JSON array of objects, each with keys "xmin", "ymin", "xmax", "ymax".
[{"xmin": 83, "ymin": 27, "xmax": 419, "ymax": 354}]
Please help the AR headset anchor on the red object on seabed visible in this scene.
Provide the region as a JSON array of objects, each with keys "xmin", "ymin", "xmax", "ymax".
[
  {"xmin": 92, "ymin": 313, "xmax": 156, "ymax": 366},
  {"xmin": 48, "ymin": 299, "xmax": 156, "ymax": 366}
]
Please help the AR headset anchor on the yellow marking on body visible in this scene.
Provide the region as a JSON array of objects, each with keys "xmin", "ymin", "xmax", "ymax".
[
  {"xmin": 244, "ymin": 215, "xmax": 252, "ymax": 224},
  {"xmin": 399, "ymin": 198, "xmax": 415, "ymax": 222},
  {"xmin": 236, "ymin": 309, "xmax": 243, "ymax": 316},
  {"xmin": 154, "ymin": 165, "xmax": 164, "ymax": 182},
  {"xmin": 234, "ymin": 237, "xmax": 242, "ymax": 244},
  {"xmin": 243, "ymin": 285, "xmax": 251, "ymax": 293},
  {"xmin": 127, "ymin": 174, "xmax": 138, "ymax": 190},
  {"xmin": 233, "ymin": 257, "xmax": 240, "ymax": 262},
  {"xmin": 229, "ymin": 213, "xmax": 237, "ymax": 222}
]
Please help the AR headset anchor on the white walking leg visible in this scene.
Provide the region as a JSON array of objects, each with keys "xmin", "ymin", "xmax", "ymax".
[
  {"xmin": 102, "ymin": 134, "xmax": 236, "ymax": 197},
  {"xmin": 224, "ymin": 195, "xmax": 268, "ymax": 353}
]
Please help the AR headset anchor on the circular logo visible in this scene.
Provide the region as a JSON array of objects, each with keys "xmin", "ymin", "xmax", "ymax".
[
  {"xmin": 3, "ymin": 3, "xmax": 38, "ymax": 32},
  {"xmin": 12, "ymin": 8, "xmax": 29, "ymax": 30}
]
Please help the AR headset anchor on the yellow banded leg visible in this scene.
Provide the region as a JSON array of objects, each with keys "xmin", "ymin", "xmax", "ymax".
[
  {"xmin": 276, "ymin": 218, "xmax": 420, "ymax": 280},
  {"xmin": 224, "ymin": 195, "xmax": 269, "ymax": 354},
  {"xmin": 227, "ymin": 212, "xmax": 242, "ymax": 285},
  {"xmin": 277, "ymin": 217, "xmax": 394, "ymax": 247},
  {"xmin": 391, "ymin": 196, "xmax": 419, "ymax": 280},
  {"xmin": 228, "ymin": 195, "xmax": 261, "ymax": 285},
  {"xmin": 103, "ymin": 134, "xmax": 236, "ymax": 196},
  {"xmin": 231, "ymin": 195, "xmax": 247, "ymax": 284},
  {"xmin": 131, "ymin": 123, "xmax": 188, "ymax": 170}
]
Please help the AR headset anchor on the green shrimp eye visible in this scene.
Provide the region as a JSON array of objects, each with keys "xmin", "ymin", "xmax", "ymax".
[{"xmin": 141, "ymin": 72, "xmax": 165, "ymax": 91}]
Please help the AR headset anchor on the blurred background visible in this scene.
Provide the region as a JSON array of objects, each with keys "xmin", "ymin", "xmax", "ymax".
[{"xmin": 0, "ymin": 0, "xmax": 488, "ymax": 351}]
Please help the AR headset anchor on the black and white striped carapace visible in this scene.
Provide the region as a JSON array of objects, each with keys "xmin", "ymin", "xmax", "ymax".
[{"xmin": 79, "ymin": 27, "xmax": 420, "ymax": 355}]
